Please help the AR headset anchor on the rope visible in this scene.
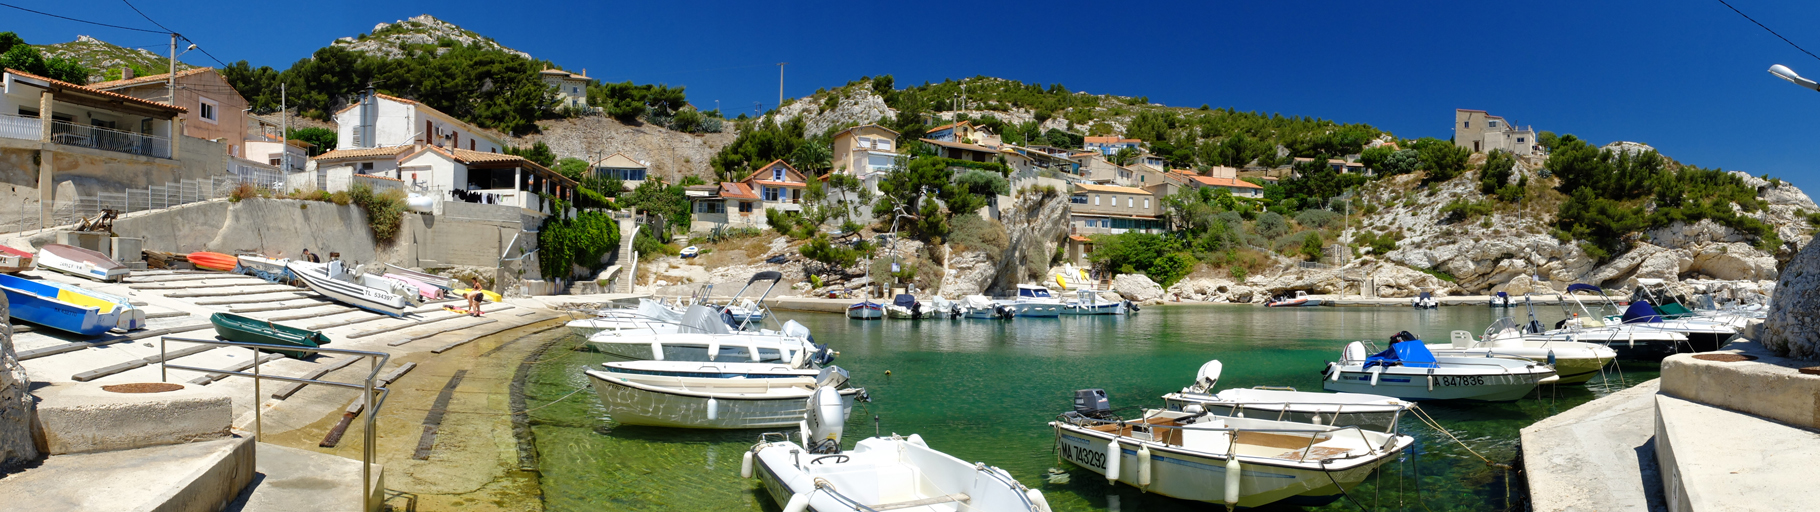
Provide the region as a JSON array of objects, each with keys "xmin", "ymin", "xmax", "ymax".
[
  {"xmin": 523, "ymin": 386, "xmax": 587, "ymax": 413},
  {"xmin": 1407, "ymin": 405, "xmax": 1502, "ymax": 468}
]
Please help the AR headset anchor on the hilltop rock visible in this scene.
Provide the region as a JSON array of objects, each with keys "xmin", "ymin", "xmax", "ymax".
[
  {"xmin": 333, "ymin": 15, "xmax": 532, "ymax": 60},
  {"xmin": 510, "ymin": 116, "xmax": 736, "ymax": 183},
  {"xmin": 939, "ymin": 250, "xmax": 994, "ymax": 297},
  {"xmin": 1759, "ymin": 241, "xmax": 1820, "ymax": 359},
  {"xmin": 766, "ymin": 82, "xmax": 895, "ymax": 138}
]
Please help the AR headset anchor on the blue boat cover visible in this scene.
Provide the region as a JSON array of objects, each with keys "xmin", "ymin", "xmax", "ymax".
[
  {"xmin": 1565, "ymin": 283, "xmax": 1603, "ymax": 294},
  {"xmin": 1621, "ymin": 300, "xmax": 1662, "ymax": 324},
  {"xmin": 1418, "ymin": 291, "xmax": 1433, "ymax": 299},
  {"xmin": 1363, "ymin": 340, "xmax": 1439, "ymax": 369},
  {"xmin": 893, "ymin": 294, "xmax": 917, "ymax": 308},
  {"xmin": 1495, "ymin": 291, "xmax": 1509, "ymax": 298}
]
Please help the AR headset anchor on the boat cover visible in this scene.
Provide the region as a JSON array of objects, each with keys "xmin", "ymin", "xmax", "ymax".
[
  {"xmin": 1565, "ymin": 283, "xmax": 1603, "ymax": 294},
  {"xmin": 960, "ymin": 295, "xmax": 996, "ymax": 309},
  {"xmin": 1495, "ymin": 292, "xmax": 1509, "ymax": 299},
  {"xmin": 1417, "ymin": 292, "xmax": 1433, "ymax": 299},
  {"xmin": 1656, "ymin": 302, "xmax": 1692, "ymax": 316},
  {"xmin": 1621, "ymin": 300, "xmax": 1662, "ymax": 324},
  {"xmin": 1363, "ymin": 341, "xmax": 1439, "ymax": 369},
  {"xmin": 636, "ymin": 299, "xmax": 685, "ymax": 323},
  {"xmin": 679, "ymin": 305, "xmax": 735, "ymax": 334},
  {"xmin": 893, "ymin": 294, "xmax": 918, "ymax": 308}
]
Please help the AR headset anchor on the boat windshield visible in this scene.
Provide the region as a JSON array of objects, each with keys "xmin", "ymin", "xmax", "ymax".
[
  {"xmin": 1020, "ymin": 287, "xmax": 1052, "ymax": 298},
  {"xmin": 1482, "ymin": 317, "xmax": 1520, "ymax": 339}
]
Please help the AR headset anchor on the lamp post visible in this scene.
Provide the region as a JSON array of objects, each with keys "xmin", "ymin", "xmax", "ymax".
[
  {"xmin": 168, "ymin": 40, "xmax": 196, "ymax": 105},
  {"xmin": 1770, "ymin": 64, "xmax": 1820, "ymax": 91}
]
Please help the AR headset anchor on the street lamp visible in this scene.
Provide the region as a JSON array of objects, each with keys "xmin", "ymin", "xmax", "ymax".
[{"xmin": 1769, "ymin": 64, "xmax": 1820, "ymax": 92}]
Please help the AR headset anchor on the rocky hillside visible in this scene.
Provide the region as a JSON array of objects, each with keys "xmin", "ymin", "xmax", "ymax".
[
  {"xmin": 35, "ymin": 35, "xmax": 200, "ymax": 83},
  {"xmin": 508, "ymin": 116, "xmax": 738, "ymax": 183},
  {"xmin": 332, "ymin": 15, "xmax": 533, "ymax": 61}
]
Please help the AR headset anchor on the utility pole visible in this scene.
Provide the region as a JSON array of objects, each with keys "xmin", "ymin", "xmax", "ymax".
[
  {"xmin": 167, "ymin": 33, "xmax": 177, "ymax": 105},
  {"xmin": 776, "ymin": 62, "xmax": 787, "ymax": 107},
  {"xmin": 280, "ymin": 83, "xmax": 288, "ymax": 173}
]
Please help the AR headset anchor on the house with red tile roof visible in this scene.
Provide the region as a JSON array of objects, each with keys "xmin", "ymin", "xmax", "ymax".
[
  {"xmin": 686, "ymin": 159, "xmax": 810, "ymax": 233},
  {"xmin": 88, "ymin": 67, "xmax": 254, "ymax": 159}
]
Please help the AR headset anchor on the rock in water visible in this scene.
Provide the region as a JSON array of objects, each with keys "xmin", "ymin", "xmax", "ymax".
[
  {"xmin": 1762, "ymin": 241, "xmax": 1820, "ymax": 359},
  {"xmin": 0, "ymin": 293, "xmax": 36, "ymax": 468},
  {"xmin": 1112, "ymin": 274, "xmax": 1165, "ymax": 303}
]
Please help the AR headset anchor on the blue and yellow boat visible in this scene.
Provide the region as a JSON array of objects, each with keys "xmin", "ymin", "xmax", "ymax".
[{"xmin": 0, "ymin": 273, "xmax": 146, "ymax": 336}]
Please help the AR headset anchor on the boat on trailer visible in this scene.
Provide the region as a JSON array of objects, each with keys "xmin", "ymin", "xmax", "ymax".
[
  {"xmin": 745, "ymin": 388, "xmax": 1051, "ymax": 511},
  {"xmin": 0, "ymin": 273, "xmax": 145, "ymax": 335},
  {"xmin": 1161, "ymin": 360, "xmax": 1411, "ymax": 432},
  {"xmin": 1322, "ymin": 334, "xmax": 1558, "ymax": 402},
  {"xmin": 38, "ymin": 244, "xmax": 128, "ymax": 282},
  {"xmin": 1052, "ymin": 393, "xmax": 1411, "ymax": 508}
]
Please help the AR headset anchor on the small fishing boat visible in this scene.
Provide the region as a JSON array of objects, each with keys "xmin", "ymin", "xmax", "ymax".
[
  {"xmin": 38, "ymin": 244, "xmax": 128, "ymax": 282},
  {"xmin": 680, "ymin": 245, "xmax": 700, "ymax": 259},
  {"xmin": 1322, "ymin": 334, "xmax": 1558, "ymax": 401},
  {"xmin": 565, "ymin": 298, "xmax": 688, "ymax": 336},
  {"xmin": 1488, "ymin": 291, "xmax": 1514, "ymax": 307},
  {"xmin": 1161, "ymin": 360, "xmax": 1410, "ymax": 432},
  {"xmin": 0, "ymin": 245, "xmax": 34, "ymax": 273},
  {"xmin": 236, "ymin": 255, "xmax": 288, "ymax": 275},
  {"xmin": 999, "ymin": 284, "xmax": 1063, "ymax": 317},
  {"xmin": 1053, "ymin": 395, "xmax": 1411, "ymax": 508},
  {"xmin": 957, "ymin": 294, "xmax": 1015, "ymax": 319},
  {"xmin": 587, "ymin": 305, "xmax": 829, "ymax": 364},
  {"xmin": 1411, "ymin": 291, "xmax": 1437, "ymax": 309},
  {"xmin": 1266, "ymin": 291, "xmax": 1322, "ymax": 308},
  {"xmin": 1430, "ymin": 318, "xmax": 1618, "ymax": 384},
  {"xmin": 187, "ymin": 251, "xmax": 238, "ymax": 272},
  {"xmin": 0, "ymin": 273, "xmax": 145, "ymax": 335},
  {"xmin": 884, "ymin": 293, "xmax": 925, "ymax": 319},
  {"xmin": 846, "ymin": 299, "xmax": 883, "ymax": 319},
  {"xmin": 209, "ymin": 312, "xmax": 330, "ymax": 359},
  {"xmin": 1062, "ymin": 289, "xmax": 1130, "ymax": 315},
  {"xmin": 383, "ymin": 264, "xmax": 452, "ymax": 290},
  {"xmin": 928, "ymin": 295, "xmax": 957, "ymax": 319},
  {"xmin": 288, "ymin": 260, "xmax": 417, "ymax": 317},
  {"xmin": 746, "ymin": 388, "xmax": 1050, "ymax": 512},
  {"xmin": 586, "ymin": 364, "xmax": 863, "ymax": 429},
  {"xmin": 382, "ymin": 273, "xmax": 445, "ymax": 301},
  {"xmin": 1616, "ymin": 300, "xmax": 1738, "ymax": 353}
]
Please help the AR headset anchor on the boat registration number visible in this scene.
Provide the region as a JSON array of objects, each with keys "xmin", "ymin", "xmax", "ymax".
[
  {"xmin": 1436, "ymin": 375, "xmax": 1486, "ymax": 387},
  {"xmin": 1060, "ymin": 441, "xmax": 1107, "ymax": 470}
]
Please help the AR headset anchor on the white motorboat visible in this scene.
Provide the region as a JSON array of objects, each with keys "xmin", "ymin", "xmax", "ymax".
[
  {"xmin": 1062, "ymin": 289, "xmax": 1131, "ymax": 315},
  {"xmin": 725, "ymin": 298, "xmax": 767, "ymax": 324},
  {"xmin": 1542, "ymin": 284, "xmax": 1701, "ymax": 360},
  {"xmin": 1489, "ymin": 291, "xmax": 1513, "ymax": 307},
  {"xmin": 288, "ymin": 260, "xmax": 418, "ymax": 317},
  {"xmin": 928, "ymin": 295, "xmax": 957, "ymax": 319},
  {"xmin": 585, "ymin": 364, "xmax": 864, "ymax": 429},
  {"xmin": 587, "ymin": 305, "xmax": 829, "ymax": 363},
  {"xmin": 383, "ymin": 263, "xmax": 453, "ymax": 290},
  {"xmin": 1267, "ymin": 291, "xmax": 1323, "ymax": 307},
  {"xmin": 956, "ymin": 294, "xmax": 1014, "ymax": 319},
  {"xmin": 1161, "ymin": 360, "xmax": 1410, "ymax": 432},
  {"xmin": 37, "ymin": 244, "xmax": 128, "ymax": 282},
  {"xmin": 745, "ymin": 388, "xmax": 1050, "ymax": 512},
  {"xmin": 564, "ymin": 298, "xmax": 689, "ymax": 336},
  {"xmin": 884, "ymin": 293, "xmax": 930, "ymax": 319},
  {"xmin": 680, "ymin": 245, "xmax": 700, "ymax": 258},
  {"xmin": 1411, "ymin": 291, "xmax": 1437, "ymax": 309},
  {"xmin": 235, "ymin": 255, "xmax": 292, "ymax": 284},
  {"xmin": 1053, "ymin": 401, "xmax": 1410, "ymax": 508},
  {"xmin": 999, "ymin": 284, "xmax": 1063, "ymax": 318},
  {"xmin": 1615, "ymin": 300, "xmax": 1738, "ymax": 353},
  {"xmin": 1431, "ymin": 318, "xmax": 1618, "ymax": 385},
  {"xmin": 1322, "ymin": 336, "xmax": 1558, "ymax": 401}
]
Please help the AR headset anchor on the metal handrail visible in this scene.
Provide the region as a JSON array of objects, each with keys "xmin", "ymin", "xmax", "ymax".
[{"xmin": 159, "ymin": 336, "xmax": 390, "ymax": 512}]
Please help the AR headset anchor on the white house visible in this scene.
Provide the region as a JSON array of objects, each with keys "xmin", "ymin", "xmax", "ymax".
[
  {"xmin": 333, "ymin": 91, "xmax": 506, "ymax": 154},
  {"xmin": 393, "ymin": 145, "xmax": 577, "ymax": 213}
]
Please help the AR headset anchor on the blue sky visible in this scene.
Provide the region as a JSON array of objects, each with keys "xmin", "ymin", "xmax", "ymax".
[{"xmin": 10, "ymin": 0, "xmax": 1820, "ymax": 192}]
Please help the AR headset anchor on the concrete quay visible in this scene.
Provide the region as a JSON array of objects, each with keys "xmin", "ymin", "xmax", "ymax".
[
  {"xmin": 7, "ymin": 267, "xmax": 576, "ymax": 511},
  {"xmin": 1521, "ymin": 379, "xmax": 1666, "ymax": 512}
]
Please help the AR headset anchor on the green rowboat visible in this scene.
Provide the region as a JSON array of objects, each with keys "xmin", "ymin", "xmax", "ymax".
[{"xmin": 209, "ymin": 313, "xmax": 332, "ymax": 359}]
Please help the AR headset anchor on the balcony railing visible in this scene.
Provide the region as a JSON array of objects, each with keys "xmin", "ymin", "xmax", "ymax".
[
  {"xmin": 0, "ymin": 112, "xmax": 41, "ymax": 141},
  {"xmin": 49, "ymin": 119, "xmax": 170, "ymax": 159}
]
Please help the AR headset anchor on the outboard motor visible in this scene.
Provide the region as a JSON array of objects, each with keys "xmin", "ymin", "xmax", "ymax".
[
  {"xmin": 814, "ymin": 366, "xmax": 851, "ymax": 389},
  {"xmin": 1073, "ymin": 389, "xmax": 1112, "ymax": 419},
  {"xmin": 802, "ymin": 386, "xmax": 846, "ymax": 454},
  {"xmin": 1186, "ymin": 360, "xmax": 1222, "ymax": 393},
  {"xmin": 810, "ymin": 343, "xmax": 837, "ymax": 366}
]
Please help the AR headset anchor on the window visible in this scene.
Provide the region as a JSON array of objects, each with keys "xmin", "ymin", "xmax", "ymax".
[
  {"xmin": 572, "ymin": 87, "xmax": 579, "ymax": 94},
  {"xmin": 1070, "ymin": 194, "xmax": 1088, "ymax": 204},
  {"xmin": 1463, "ymin": 121, "xmax": 1469, "ymax": 128},
  {"xmin": 698, "ymin": 201, "xmax": 724, "ymax": 214},
  {"xmin": 1143, "ymin": 198, "xmax": 1150, "ymax": 209},
  {"xmin": 1490, "ymin": 121, "xmax": 1498, "ymax": 127},
  {"xmin": 198, "ymin": 97, "xmax": 218, "ymax": 123},
  {"xmin": 738, "ymin": 201, "xmax": 753, "ymax": 213},
  {"xmin": 1094, "ymin": 195, "xmax": 1100, "ymax": 206},
  {"xmin": 1517, "ymin": 137, "xmax": 1525, "ymax": 143},
  {"xmin": 772, "ymin": 167, "xmax": 785, "ymax": 181},
  {"xmin": 876, "ymin": 139, "xmax": 892, "ymax": 151},
  {"xmin": 360, "ymin": 162, "xmax": 374, "ymax": 172},
  {"xmin": 858, "ymin": 137, "xmax": 872, "ymax": 149},
  {"xmin": 269, "ymin": 158, "xmax": 281, "ymax": 166},
  {"xmin": 763, "ymin": 186, "xmax": 780, "ymax": 201}
]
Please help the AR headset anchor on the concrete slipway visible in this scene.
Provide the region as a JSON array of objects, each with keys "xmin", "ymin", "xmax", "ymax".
[{"xmin": 11, "ymin": 267, "xmax": 577, "ymax": 511}]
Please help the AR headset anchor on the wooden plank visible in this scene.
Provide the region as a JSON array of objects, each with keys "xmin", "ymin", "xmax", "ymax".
[
  {"xmin": 70, "ymin": 344, "xmax": 218, "ymax": 382},
  {"xmin": 322, "ymin": 362, "xmax": 418, "ymax": 448},
  {"xmin": 124, "ymin": 274, "xmax": 262, "ymax": 284},
  {"xmin": 439, "ymin": 318, "xmax": 562, "ymax": 355},
  {"xmin": 230, "ymin": 300, "xmax": 335, "ymax": 314},
  {"xmin": 387, "ymin": 319, "xmax": 497, "ymax": 346},
  {"xmin": 144, "ymin": 311, "xmax": 190, "ymax": 319},
  {"xmin": 260, "ymin": 305, "xmax": 357, "ymax": 322},
  {"xmin": 16, "ymin": 323, "xmax": 214, "ymax": 361},
  {"xmin": 270, "ymin": 356, "xmax": 363, "ymax": 400},
  {"xmin": 194, "ymin": 292, "xmax": 312, "ymax": 306},
  {"xmin": 130, "ymin": 280, "xmax": 273, "ymax": 290},
  {"xmin": 349, "ymin": 304, "xmax": 513, "ymax": 340},
  {"xmin": 186, "ymin": 353, "xmax": 286, "ymax": 385},
  {"xmin": 166, "ymin": 286, "xmax": 302, "ymax": 298}
]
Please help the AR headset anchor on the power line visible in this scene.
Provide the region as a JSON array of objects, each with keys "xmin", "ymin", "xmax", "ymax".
[
  {"xmin": 117, "ymin": 0, "xmax": 175, "ymax": 34},
  {"xmin": 0, "ymin": 2, "xmax": 164, "ymax": 33},
  {"xmin": 1715, "ymin": 0, "xmax": 1820, "ymax": 63},
  {"xmin": 116, "ymin": 0, "xmax": 229, "ymax": 67}
]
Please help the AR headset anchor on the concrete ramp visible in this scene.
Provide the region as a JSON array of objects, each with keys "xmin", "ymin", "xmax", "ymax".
[
  {"xmin": 0, "ymin": 436, "xmax": 255, "ymax": 512},
  {"xmin": 225, "ymin": 443, "xmax": 383, "ymax": 512}
]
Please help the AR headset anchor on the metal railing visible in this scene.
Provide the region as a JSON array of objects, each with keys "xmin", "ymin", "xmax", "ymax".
[
  {"xmin": 48, "ymin": 119, "xmax": 170, "ymax": 159},
  {"xmin": 0, "ymin": 112, "xmax": 41, "ymax": 141},
  {"xmin": 158, "ymin": 337, "xmax": 390, "ymax": 512}
]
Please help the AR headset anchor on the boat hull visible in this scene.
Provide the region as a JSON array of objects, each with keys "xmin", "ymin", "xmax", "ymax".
[
  {"xmin": 846, "ymin": 303, "xmax": 882, "ymax": 319},
  {"xmin": 0, "ymin": 274, "xmax": 142, "ymax": 336},
  {"xmin": 1062, "ymin": 302, "xmax": 1126, "ymax": 315},
  {"xmin": 587, "ymin": 334, "xmax": 813, "ymax": 364},
  {"xmin": 0, "ymin": 245, "xmax": 34, "ymax": 273},
  {"xmin": 187, "ymin": 252, "xmax": 237, "ymax": 272},
  {"xmin": 288, "ymin": 261, "xmax": 410, "ymax": 317},
  {"xmin": 1322, "ymin": 369, "xmax": 1547, "ymax": 401},
  {"xmin": 38, "ymin": 244, "xmax": 127, "ymax": 282},
  {"xmin": 210, "ymin": 313, "xmax": 328, "ymax": 359},
  {"xmin": 1008, "ymin": 301, "xmax": 1061, "ymax": 318},
  {"xmin": 1053, "ymin": 424, "xmax": 1388, "ymax": 507},
  {"xmin": 585, "ymin": 370, "xmax": 858, "ymax": 428}
]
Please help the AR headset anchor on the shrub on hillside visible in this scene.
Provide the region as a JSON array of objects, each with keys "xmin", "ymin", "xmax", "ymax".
[
  {"xmin": 948, "ymin": 214, "xmax": 1009, "ymax": 257},
  {"xmin": 1255, "ymin": 212, "xmax": 1289, "ymax": 239},
  {"xmin": 1294, "ymin": 209, "xmax": 1340, "ymax": 228}
]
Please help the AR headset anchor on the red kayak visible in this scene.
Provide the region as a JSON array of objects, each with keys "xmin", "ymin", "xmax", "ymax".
[{"xmin": 188, "ymin": 252, "xmax": 238, "ymax": 272}]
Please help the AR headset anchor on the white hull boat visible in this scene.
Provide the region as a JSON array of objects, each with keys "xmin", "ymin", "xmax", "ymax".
[
  {"xmin": 565, "ymin": 299, "xmax": 689, "ymax": 336},
  {"xmin": 1052, "ymin": 407, "xmax": 1410, "ymax": 508},
  {"xmin": 957, "ymin": 294, "xmax": 1013, "ymax": 319},
  {"xmin": 1000, "ymin": 284, "xmax": 1063, "ymax": 318},
  {"xmin": 1431, "ymin": 318, "xmax": 1618, "ymax": 384},
  {"xmin": 1412, "ymin": 292, "xmax": 1437, "ymax": 309},
  {"xmin": 585, "ymin": 365, "xmax": 862, "ymax": 429},
  {"xmin": 384, "ymin": 263, "xmax": 452, "ymax": 289},
  {"xmin": 1161, "ymin": 360, "xmax": 1410, "ymax": 432},
  {"xmin": 288, "ymin": 260, "xmax": 417, "ymax": 317},
  {"xmin": 1061, "ymin": 289, "xmax": 1131, "ymax": 315},
  {"xmin": 846, "ymin": 300, "xmax": 883, "ymax": 319},
  {"xmin": 746, "ymin": 388, "xmax": 1050, "ymax": 511},
  {"xmin": 1489, "ymin": 292, "xmax": 1514, "ymax": 307},
  {"xmin": 38, "ymin": 244, "xmax": 128, "ymax": 282},
  {"xmin": 1322, "ymin": 339, "xmax": 1557, "ymax": 401}
]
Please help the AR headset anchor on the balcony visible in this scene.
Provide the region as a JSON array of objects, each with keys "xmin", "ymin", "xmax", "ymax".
[
  {"xmin": 45, "ymin": 119, "xmax": 170, "ymax": 159},
  {"xmin": 0, "ymin": 112, "xmax": 41, "ymax": 140}
]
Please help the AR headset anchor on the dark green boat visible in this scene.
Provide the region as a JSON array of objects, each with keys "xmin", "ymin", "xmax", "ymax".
[{"xmin": 209, "ymin": 313, "xmax": 332, "ymax": 359}]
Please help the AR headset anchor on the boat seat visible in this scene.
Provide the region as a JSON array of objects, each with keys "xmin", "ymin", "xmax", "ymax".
[{"xmin": 1451, "ymin": 331, "xmax": 1476, "ymax": 349}]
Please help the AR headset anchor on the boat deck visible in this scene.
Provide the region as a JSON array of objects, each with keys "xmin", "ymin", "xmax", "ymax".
[{"xmin": 1087, "ymin": 417, "xmax": 1373, "ymax": 461}]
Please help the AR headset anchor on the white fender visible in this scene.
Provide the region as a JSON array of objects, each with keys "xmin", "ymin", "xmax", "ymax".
[
  {"xmin": 782, "ymin": 492, "xmax": 811, "ymax": 512},
  {"xmin": 1224, "ymin": 457, "xmax": 1242, "ymax": 505},
  {"xmin": 1026, "ymin": 488, "xmax": 1051, "ymax": 512},
  {"xmin": 1136, "ymin": 444, "xmax": 1152, "ymax": 488},
  {"xmin": 1104, "ymin": 440, "xmax": 1122, "ymax": 483},
  {"xmin": 1369, "ymin": 366, "xmax": 1382, "ymax": 386},
  {"xmin": 651, "ymin": 342, "xmax": 664, "ymax": 361},
  {"xmin": 1311, "ymin": 413, "xmax": 1323, "ymax": 425},
  {"xmin": 1329, "ymin": 362, "xmax": 1341, "ymax": 382},
  {"xmin": 740, "ymin": 451, "xmax": 754, "ymax": 478},
  {"xmin": 1427, "ymin": 375, "xmax": 1435, "ymax": 392},
  {"xmin": 707, "ymin": 398, "xmax": 719, "ymax": 421},
  {"xmin": 798, "ymin": 420, "xmax": 812, "ymax": 449},
  {"xmin": 707, "ymin": 341, "xmax": 721, "ymax": 360}
]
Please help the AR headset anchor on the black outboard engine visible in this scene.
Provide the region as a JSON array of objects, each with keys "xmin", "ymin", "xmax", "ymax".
[
  {"xmin": 1073, "ymin": 389, "xmax": 1112, "ymax": 419},
  {"xmin": 1388, "ymin": 330, "xmax": 1420, "ymax": 344},
  {"xmin": 810, "ymin": 343, "xmax": 836, "ymax": 366}
]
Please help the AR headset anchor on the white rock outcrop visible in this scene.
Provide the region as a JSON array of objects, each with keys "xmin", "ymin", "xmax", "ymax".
[
  {"xmin": 1760, "ymin": 241, "xmax": 1820, "ymax": 359},
  {"xmin": 0, "ymin": 296, "xmax": 36, "ymax": 468},
  {"xmin": 1111, "ymin": 274, "xmax": 1165, "ymax": 303},
  {"xmin": 939, "ymin": 250, "xmax": 994, "ymax": 297}
]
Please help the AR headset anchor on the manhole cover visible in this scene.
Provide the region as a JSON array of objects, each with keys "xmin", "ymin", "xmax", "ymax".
[
  {"xmin": 102, "ymin": 383, "xmax": 185, "ymax": 393},
  {"xmin": 1692, "ymin": 354, "xmax": 1757, "ymax": 363},
  {"xmin": 1800, "ymin": 367, "xmax": 1820, "ymax": 376}
]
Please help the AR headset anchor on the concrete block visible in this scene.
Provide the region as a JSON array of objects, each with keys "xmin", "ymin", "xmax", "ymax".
[
  {"xmin": 113, "ymin": 236, "xmax": 144, "ymax": 262},
  {"xmin": 1521, "ymin": 379, "xmax": 1666, "ymax": 512},
  {"xmin": 1655, "ymin": 393, "xmax": 1820, "ymax": 512},
  {"xmin": 0, "ymin": 435, "xmax": 254, "ymax": 512},
  {"xmin": 227, "ymin": 443, "xmax": 384, "ymax": 512},
  {"xmin": 56, "ymin": 230, "xmax": 110, "ymax": 258},
  {"xmin": 32, "ymin": 381, "xmax": 232, "ymax": 455},
  {"xmin": 1659, "ymin": 338, "xmax": 1820, "ymax": 429}
]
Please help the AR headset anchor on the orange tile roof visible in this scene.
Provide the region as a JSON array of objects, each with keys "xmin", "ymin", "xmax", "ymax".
[
  {"xmin": 86, "ymin": 67, "xmax": 214, "ymax": 90},
  {"xmin": 1190, "ymin": 176, "xmax": 1263, "ymax": 189},
  {"xmin": 4, "ymin": 68, "xmax": 186, "ymax": 113},
  {"xmin": 719, "ymin": 182, "xmax": 759, "ymax": 200},
  {"xmin": 920, "ymin": 138, "xmax": 998, "ymax": 153},
  {"xmin": 740, "ymin": 159, "xmax": 807, "ymax": 184},
  {"xmin": 832, "ymin": 123, "xmax": 901, "ymax": 138},
  {"xmin": 312, "ymin": 145, "xmax": 412, "ymax": 162},
  {"xmin": 926, "ymin": 121, "xmax": 968, "ymax": 133},
  {"xmin": 1074, "ymin": 183, "xmax": 1151, "ymax": 194},
  {"xmin": 1068, "ymin": 235, "xmax": 1091, "ymax": 242}
]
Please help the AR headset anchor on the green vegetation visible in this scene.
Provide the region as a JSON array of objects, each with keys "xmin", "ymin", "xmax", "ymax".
[
  {"xmin": 347, "ymin": 184, "xmax": 407, "ymax": 243},
  {"xmin": 0, "ymin": 33, "xmax": 90, "ymax": 84},
  {"xmin": 1439, "ymin": 198, "xmax": 1494, "ymax": 223},
  {"xmin": 1414, "ymin": 137, "xmax": 1470, "ymax": 184},
  {"xmin": 504, "ymin": 142, "xmax": 557, "ymax": 168},
  {"xmin": 286, "ymin": 128, "xmax": 336, "ymax": 157},
  {"xmin": 618, "ymin": 178, "xmax": 691, "ymax": 236},
  {"xmin": 1547, "ymin": 134, "xmax": 1781, "ymax": 260},
  {"xmin": 225, "ymin": 43, "xmax": 554, "ymax": 134},
  {"xmin": 536, "ymin": 210, "xmax": 621, "ymax": 279},
  {"xmin": 871, "ymin": 157, "xmax": 1005, "ymax": 248},
  {"xmin": 1087, "ymin": 233, "xmax": 1197, "ymax": 288}
]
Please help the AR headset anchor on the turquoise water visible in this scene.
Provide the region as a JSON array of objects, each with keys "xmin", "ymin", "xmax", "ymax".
[{"xmin": 522, "ymin": 305, "xmax": 1659, "ymax": 511}]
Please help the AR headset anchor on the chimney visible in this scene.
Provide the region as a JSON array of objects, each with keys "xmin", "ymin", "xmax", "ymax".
[{"xmin": 121, "ymin": 66, "xmax": 134, "ymax": 80}]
